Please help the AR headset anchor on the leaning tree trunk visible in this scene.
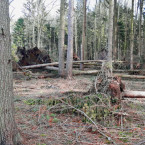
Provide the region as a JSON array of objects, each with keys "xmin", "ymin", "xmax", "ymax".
[
  {"xmin": 58, "ymin": 0, "xmax": 66, "ymax": 77},
  {"xmin": 0, "ymin": 0, "xmax": 23, "ymax": 144},
  {"xmin": 66, "ymin": 0, "xmax": 74, "ymax": 78},
  {"xmin": 130, "ymin": 0, "xmax": 134, "ymax": 70}
]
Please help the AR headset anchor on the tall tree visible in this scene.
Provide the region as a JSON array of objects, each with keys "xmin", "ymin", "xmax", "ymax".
[
  {"xmin": 23, "ymin": 0, "xmax": 48, "ymax": 49},
  {"xmin": 130, "ymin": 0, "xmax": 134, "ymax": 70},
  {"xmin": 94, "ymin": 0, "xmax": 97, "ymax": 60},
  {"xmin": 138, "ymin": 0, "xmax": 143, "ymax": 59},
  {"xmin": 66, "ymin": 0, "xmax": 74, "ymax": 78},
  {"xmin": 106, "ymin": 0, "xmax": 114, "ymax": 76},
  {"xmin": 0, "ymin": 0, "xmax": 23, "ymax": 144},
  {"xmin": 74, "ymin": 9, "xmax": 78, "ymax": 55},
  {"xmin": 58, "ymin": 0, "xmax": 66, "ymax": 77},
  {"xmin": 113, "ymin": 0, "xmax": 118, "ymax": 60},
  {"xmin": 12, "ymin": 18, "xmax": 25, "ymax": 47},
  {"xmin": 80, "ymin": 0, "xmax": 87, "ymax": 70}
]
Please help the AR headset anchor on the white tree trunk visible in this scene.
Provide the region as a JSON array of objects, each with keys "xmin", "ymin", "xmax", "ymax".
[
  {"xmin": 66, "ymin": 0, "xmax": 74, "ymax": 78},
  {"xmin": 0, "ymin": 0, "xmax": 23, "ymax": 144}
]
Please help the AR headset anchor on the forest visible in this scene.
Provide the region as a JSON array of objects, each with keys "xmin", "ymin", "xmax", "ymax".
[{"xmin": 0, "ymin": 0, "xmax": 145, "ymax": 144}]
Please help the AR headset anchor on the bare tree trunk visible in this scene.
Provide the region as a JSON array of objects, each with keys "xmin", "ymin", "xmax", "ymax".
[
  {"xmin": 36, "ymin": 0, "xmax": 41, "ymax": 49},
  {"xmin": 80, "ymin": 0, "xmax": 87, "ymax": 70},
  {"xmin": 139, "ymin": 0, "xmax": 143, "ymax": 59},
  {"xmin": 124, "ymin": 8, "xmax": 128, "ymax": 59},
  {"xmin": 130, "ymin": 0, "xmax": 134, "ymax": 70},
  {"xmin": 0, "ymin": 0, "xmax": 23, "ymax": 144},
  {"xmin": 94, "ymin": 1, "xmax": 97, "ymax": 60},
  {"xmin": 143, "ymin": 18, "xmax": 145, "ymax": 60},
  {"xmin": 49, "ymin": 27, "xmax": 52, "ymax": 56},
  {"xmin": 113, "ymin": 0, "xmax": 118, "ymax": 61},
  {"xmin": 58, "ymin": 0, "xmax": 66, "ymax": 77},
  {"xmin": 32, "ymin": 20, "xmax": 36, "ymax": 47},
  {"xmin": 106, "ymin": 0, "xmax": 114, "ymax": 76},
  {"xmin": 74, "ymin": 10, "xmax": 78, "ymax": 55},
  {"xmin": 66, "ymin": 0, "xmax": 74, "ymax": 78}
]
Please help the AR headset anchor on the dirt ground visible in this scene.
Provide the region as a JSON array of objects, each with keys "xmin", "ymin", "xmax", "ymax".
[{"xmin": 14, "ymin": 72, "xmax": 145, "ymax": 145}]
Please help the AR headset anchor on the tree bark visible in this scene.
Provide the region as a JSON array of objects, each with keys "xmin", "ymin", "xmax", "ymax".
[
  {"xmin": 58, "ymin": 0, "xmax": 66, "ymax": 77},
  {"xmin": 130, "ymin": 0, "xmax": 134, "ymax": 70},
  {"xmin": 80, "ymin": 0, "xmax": 87, "ymax": 70},
  {"xmin": 74, "ymin": 9, "xmax": 78, "ymax": 55},
  {"xmin": 113, "ymin": 0, "xmax": 118, "ymax": 61},
  {"xmin": 105, "ymin": 0, "xmax": 114, "ymax": 77},
  {"xmin": 139, "ymin": 0, "xmax": 143, "ymax": 60},
  {"xmin": 0, "ymin": 0, "xmax": 23, "ymax": 144},
  {"xmin": 94, "ymin": 1, "xmax": 97, "ymax": 60},
  {"xmin": 66, "ymin": 0, "xmax": 74, "ymax": 78}
]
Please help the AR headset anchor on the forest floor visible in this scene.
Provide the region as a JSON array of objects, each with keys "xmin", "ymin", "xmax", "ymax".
[{"xmin": 13, "ymin": 71, "xmax": 145, "ymax": 145}]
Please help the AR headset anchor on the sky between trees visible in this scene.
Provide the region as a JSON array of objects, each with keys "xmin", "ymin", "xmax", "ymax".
[{"xmin": 10, "ymin": 0, "xmax": 136, "ymax": 20}]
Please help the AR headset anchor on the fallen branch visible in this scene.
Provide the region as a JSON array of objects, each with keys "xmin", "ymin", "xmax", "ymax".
[{"xmin": 57, "ymin": 99, "xmax": 117, "ymax": 145}]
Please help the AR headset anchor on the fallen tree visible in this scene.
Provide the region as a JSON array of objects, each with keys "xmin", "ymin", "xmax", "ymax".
[
  {"xmin": 22, "ymin": 62, "xmax": 59, "ymax": 69},
  {"xmin": 45, "ymin": 67, "xmax": 145, "ymax": 79},
  {"xmin": 123, "ymin": 91, "xmax": 145, "ymax": 98},
  {"xmin": 21, "ymin": 60, "xmax": 125, "ymax": 69},
  {"xmin": 45, "ymin": 66, "xmax": 100, "ymax": 75},
  {"xmin": 20, "ymin": 64, "xmax": 145, "ymax": 77},
  {"xmin": 115, "ymin": 73, "xmax": 145, "ymax": 79}
]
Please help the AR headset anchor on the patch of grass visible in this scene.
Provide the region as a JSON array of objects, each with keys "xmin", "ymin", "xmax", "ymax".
[
  {"xmin": 119, "ymin": 138, "xmax": 129, "ymax": 143},
  {"xmin": 40, "ymin": 134, "xmax": 47, "ymax": 137},
  {"xmin": 105, "ymin": 139, "xmax": 112, "ymax": 144},
  {"xmin": 15, "ymin": 107, "xmax": 20, "ymax": 111},
  {"xmin": 52, "ymin": 118, "xmax": 60, "ymax": 123},
  {"xmin": 23, "ymin": 99, "xmax": 44, "ymax": 105},
  {"xmin": 118, "ymin": 131, "xmax": 133, "ymax": 143},
  {"xmin": 50, "ymin": 113, "xmax": 56, "ymax": 117}
]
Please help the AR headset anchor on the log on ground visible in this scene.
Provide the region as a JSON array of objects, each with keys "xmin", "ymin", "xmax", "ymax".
[
  {"xmin": 115, "ymin": 73, "xmax": 145, "ymax": 79},
  {"xmin": 21, "ymin": 60, "xmax": 125, "ymax": 69},
  {"xmin": 45, "ymin": 66, "xmax": 100, "ymax": 75},
  {"xmin": 123, "ymin": 91, "xmax": 145, "ymax": 98}
]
